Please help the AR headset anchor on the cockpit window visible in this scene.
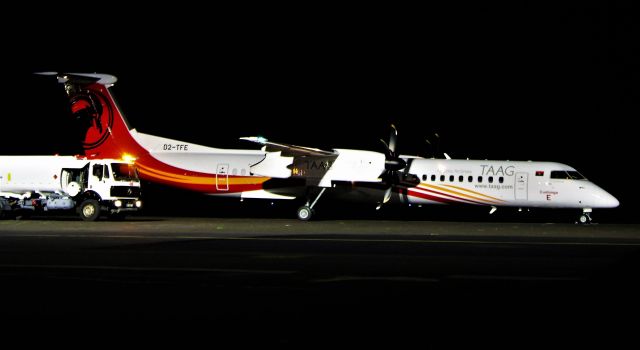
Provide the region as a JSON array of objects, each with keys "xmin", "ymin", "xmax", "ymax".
[
  {"xmin": 112, "ymin": 163, "xmax": 139, "ymax": 181},
  {"xmin": 567, "ymin": 171, "xmax": 586, "ymax": 180},
  {"xmin": 550, "ymin": 170, "xmax": 586, "ymax": 180}
]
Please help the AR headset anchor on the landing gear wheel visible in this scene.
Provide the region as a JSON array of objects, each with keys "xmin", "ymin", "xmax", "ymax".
[
  {"xmin": 297, "ymin": 206, "xmax": 313, "ymax": 221},
  {"xmin": 578, "ymin": 213, "xmax": 592, "ymax": 224},
  {"xmin": 79, "ymin": 199, "xmax": 101, "ymax": 221}
]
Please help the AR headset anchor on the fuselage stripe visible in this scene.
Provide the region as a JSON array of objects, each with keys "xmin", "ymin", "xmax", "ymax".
[
  {"xmin": 407, "ymin": 190, "xmax": 455, "ymax": 204},
  {"xmin": 136, "ymin": 161, "xmax": 269, "ymax": 186},
  {"xmin": 441, "ymin": 184, "xmax": 504, "ymax": 201},
  {"xmin": 417, "ymin": 183, "xmax": 504, "ymax": 204},
  {"xmin": 409, "ymin": 187, "xmax": 485, "ymax": 205}
]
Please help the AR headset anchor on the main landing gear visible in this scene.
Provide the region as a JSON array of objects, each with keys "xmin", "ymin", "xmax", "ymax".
[{"xmin": 297, "ymin": 188, "xmax": 327, "ymax": 221}]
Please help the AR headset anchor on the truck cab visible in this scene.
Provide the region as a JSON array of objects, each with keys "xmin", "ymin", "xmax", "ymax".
[{"xmin": 62, "ymin": 159, "xmax": 142, "ymax": 221}]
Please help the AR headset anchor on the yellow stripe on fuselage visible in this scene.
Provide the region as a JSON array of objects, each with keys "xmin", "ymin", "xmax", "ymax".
[
  {"xmin": 442, "ymin": 184, "xmax": 504, "ymax": 201},
  {"xmin": 418, "ymin": 183, "xmax": 504, "ymax": 204},
  {"xmin": 136, "ymin": 163, "xmax": 269, "ymax": 185}
]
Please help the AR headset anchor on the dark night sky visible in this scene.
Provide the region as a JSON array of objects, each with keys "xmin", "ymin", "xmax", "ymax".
[{"xmin": 2, "ymin": 4, "xmax": 638, "ymax": 221}]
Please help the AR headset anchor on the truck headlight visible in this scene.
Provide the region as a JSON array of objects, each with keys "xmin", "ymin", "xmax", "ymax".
[
  {"xmin": 135, "ymin": 200, "xmax": 142, "ymax": 208},
  {"xmin": 114, "ymin": 200, "xmax": 122, "ymax": 208}
]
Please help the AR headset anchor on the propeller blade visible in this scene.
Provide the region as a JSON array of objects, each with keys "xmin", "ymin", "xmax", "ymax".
[
  {"xmin": 383, "ymin": 187, "xmax": 392, "ymax": 204},
  {"xmin": 388, "ymin": 124, "xmax": 398, "ymax": 155},
  {"xmin": 376, "ymin": 187, "xmax": 393, "ymax": 211},
  {"xmin": 379, "ymin": 138, "xmax": 390, "ymax": 154}
]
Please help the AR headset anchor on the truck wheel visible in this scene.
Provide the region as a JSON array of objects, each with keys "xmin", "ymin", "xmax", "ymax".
[{"xmin": 79, "ymin": 199, "xmax": 101, "ymax": 221}]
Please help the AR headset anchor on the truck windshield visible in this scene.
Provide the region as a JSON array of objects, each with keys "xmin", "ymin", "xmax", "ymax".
[{"xmin": 111, "ymin": 163, "xmax": 139, "ymax": 181}]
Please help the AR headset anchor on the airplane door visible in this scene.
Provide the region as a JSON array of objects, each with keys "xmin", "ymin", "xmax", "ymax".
[
  {"xmin": 515, "ymin": 172, "xmax": 528, "ymax": 200},
  {"xmin": 216, "ymin": 164, "xmax": 229, "ymax": 191}
]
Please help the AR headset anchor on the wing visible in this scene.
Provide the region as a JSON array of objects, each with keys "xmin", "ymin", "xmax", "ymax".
[
  {"xmin": 241, "ymin": 137, "xmax": 387, "ymax": 187},
  {"xmin": 240, "ymin": 137, "xmax": 336, "ymax": 157}
]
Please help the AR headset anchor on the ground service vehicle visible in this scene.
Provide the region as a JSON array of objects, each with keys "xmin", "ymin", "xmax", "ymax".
[{"xmin": 0, "ymin": 155, "xmax": 142, "ymax": 221}]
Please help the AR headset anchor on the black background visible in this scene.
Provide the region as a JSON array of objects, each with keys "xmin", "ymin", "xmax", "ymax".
[{"xmin": 1, "ymin": 3, "xmax": 637, "ymax": 222}]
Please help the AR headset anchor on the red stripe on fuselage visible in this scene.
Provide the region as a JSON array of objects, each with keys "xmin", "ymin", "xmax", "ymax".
[{"xmin": 407, "ymin": 190, "xmax": 453, "ymax": 204}]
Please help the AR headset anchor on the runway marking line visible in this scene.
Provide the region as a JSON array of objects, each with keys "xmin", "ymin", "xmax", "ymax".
[
  {"xmin": 2, "ymin": 233, "xmax": 640, "ymax": 247},
  {"xmin": 313, "ymin": 276, "xmax": 440, "ymax": 283},
  {"xmin": 0, "ymin": 263, "xmax": 295, "ymax": 275}
]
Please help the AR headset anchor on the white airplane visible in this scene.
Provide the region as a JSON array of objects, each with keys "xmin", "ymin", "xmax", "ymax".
[{"xmin": 44, "ymin": 72, "xmax": 618, "ymax": 223}]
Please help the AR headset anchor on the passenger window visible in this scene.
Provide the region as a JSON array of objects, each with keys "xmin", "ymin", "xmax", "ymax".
[
  {"xmin": 103, "ymin": 165, "xmax": 110, "ymax": 179},
  {"xmin": 468, "ymin": 176, "xmax": 473, "ymax": 183},
  {"xmin": 478, "ymin": 176, "xmax": 483, "ymax": 183},
  {"xmin": 431, "ymin": 175, "xmax": 436, "ymax": 181},
  {"xmin": 422, "ymin": 174, "xmax": 427, "ymax": 181},
  {"xmin": 488, "ymin": 176, "xmax": 493, "ymax": 183},
  {"xmin": 449, "ymin": 175, "xmax": 454, "ymax": 182},
  {"xmin": 499, "ymin": 177, "xmax": 504, "ymax": 183},
  {"xmin": 440, "ymin": 175, "xmax": 445, "ymax": 182},
  {"xmin": 459, "ymin": 175, "xmax": 464, "ymax": 182}
]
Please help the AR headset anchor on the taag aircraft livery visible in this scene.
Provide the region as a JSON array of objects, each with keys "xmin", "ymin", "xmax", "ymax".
[{"xmin": 43, "ymin": 73, "xmax": 618, "ymax": 223}]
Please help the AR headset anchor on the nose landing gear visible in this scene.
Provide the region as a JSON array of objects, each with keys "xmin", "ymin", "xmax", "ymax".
[{"xmin": 577, "ymin": 208, "xmax": 593, "ymax": 224}]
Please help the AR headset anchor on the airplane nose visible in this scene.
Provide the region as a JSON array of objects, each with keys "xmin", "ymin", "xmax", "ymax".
[
  {"xmin": 581, "ymin": 183, "xmax": 619, "ymax": 208},
  {"xmin": 604, "ymin": 192, "xmax": 620, "ymax": 208},
  {"xmin": 593, "ymin": 187, "xmax": 619, "ymax": 208}
]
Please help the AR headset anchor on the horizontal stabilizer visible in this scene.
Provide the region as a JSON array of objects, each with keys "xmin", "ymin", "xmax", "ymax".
[{"xmin": 35, "ymin": 72, "xmax": 118, "ymax": 85}]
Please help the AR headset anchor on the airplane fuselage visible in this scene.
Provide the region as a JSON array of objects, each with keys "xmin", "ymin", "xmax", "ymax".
[
  {"xmin": 402, "ymin": 159, "xmax": 619, "ymax": 209},
  {"xmin": 129, "ymin": 127, "xmax": 620, "ymax": 211}
]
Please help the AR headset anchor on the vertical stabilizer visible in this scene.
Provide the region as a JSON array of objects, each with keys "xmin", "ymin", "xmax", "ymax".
[{"xmin": 53, "ymin": 73, "xmax": 146, "ymax": 160}]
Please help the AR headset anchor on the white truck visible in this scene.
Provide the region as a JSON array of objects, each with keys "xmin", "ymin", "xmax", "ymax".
[{"xmin": 0, "ymin": 156, "xmax": 142, "ymax": 221}]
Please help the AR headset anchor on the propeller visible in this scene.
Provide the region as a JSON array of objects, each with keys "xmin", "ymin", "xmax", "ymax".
[
  {"xmin": 376, "ymin": 125, "xmax": 417, "ymax": 210},
  {"xmin": 380, "ymin": 124, "xmax": 406, "ymax": 172}
]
